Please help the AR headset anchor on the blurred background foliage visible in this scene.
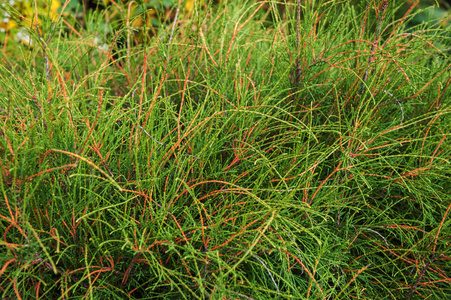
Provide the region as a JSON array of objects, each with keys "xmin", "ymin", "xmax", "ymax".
[
  {"xmin": 1, "ymin": 0, "xmax": 198, "ymax": 47},
  {"xmin": 0, "ymin": 0, "xmax": 450, "ymax": 52}
]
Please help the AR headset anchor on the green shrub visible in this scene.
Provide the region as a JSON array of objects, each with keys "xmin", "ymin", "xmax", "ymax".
[{"xmin": 0, "ymin": 0, "xmax": 450, "ymax": 299}]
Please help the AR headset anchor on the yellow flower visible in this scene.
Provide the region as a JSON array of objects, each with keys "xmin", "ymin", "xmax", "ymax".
[
  {"xmin": 1, "ymin": 13, "xmax": 17, "ymax": 32},
  {"xmin": 185, "ymin": 0, "xmax": 204, "ymax": 12},
  {"xmin": 185, "ymin": 0, "xmax": 194, "ymax": 11},
  {"xmin": 2, "ymin": 0, "xmax": 63, "ymax": 46},
  {"xmin": 48, "ymin": 0, "xmax": 62, "ymax": 21}
]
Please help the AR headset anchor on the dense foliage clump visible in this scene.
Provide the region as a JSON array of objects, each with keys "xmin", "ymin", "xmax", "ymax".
[{"xmin": 1, "ymin": 0, "xmax": 450, "ymax": 299}]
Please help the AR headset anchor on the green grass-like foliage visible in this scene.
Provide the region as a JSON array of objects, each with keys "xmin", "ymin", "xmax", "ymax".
[{"xmin": 1, "ymin": 0, "xmax": 451, "ymax": 299}]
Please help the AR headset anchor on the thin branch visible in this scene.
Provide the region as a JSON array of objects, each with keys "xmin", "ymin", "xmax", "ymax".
[
  {"xmin": 167, "ymin": 3, "xmax": 180, "ymax": 65},
  {"xmin": 252, "ymin": 254, "xmax": 279, "ymax": 292},
  {"xmin": 35, "ymin": 24, "xmax": 50, "ymax": 85},
  {"xmin": 292, "ymin": 0, "xmax": 302, "ymax": 100},
  {"xmin": 405, "ymin": 254, "xmax": 443, "ymax": 300},
  {"xmin": 360, "ymin": 0, "xmax": 388, "ymax": 95},
  {"xmin": 136, "ymin": 125, "xmax": 163, "ymax": 145},
  {"xmin": 361, "ymin": 227, "xmax": 389, "ymax": 248}
]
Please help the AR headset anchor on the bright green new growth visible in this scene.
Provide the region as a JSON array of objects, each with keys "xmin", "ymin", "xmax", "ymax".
[{"xmin": 1, "ymin": 0, "xmax": 450, "ymax": 299}]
